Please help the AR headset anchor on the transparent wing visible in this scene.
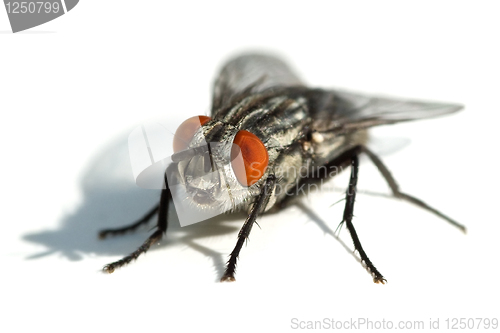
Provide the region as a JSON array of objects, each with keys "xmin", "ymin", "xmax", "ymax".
[
  {"xmin": 211, "ymin": 53, "xmax": 304, "ymax": 111},
  {"xmin": 307, "ymin": 89, "xmax": 463, "ymax": 134},
  {"xmin": 211, "ymin": 54, "xmax": 463, "ymax": 131}
]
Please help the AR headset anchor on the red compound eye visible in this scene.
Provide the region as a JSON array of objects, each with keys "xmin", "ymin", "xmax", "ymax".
[
  {"xmin": 173, "ymin": 116, "xmax": 211, "ymax": 153},
  {"xmin": 231, "ymin": 130, "xmax": 269, "ymax": 186}
]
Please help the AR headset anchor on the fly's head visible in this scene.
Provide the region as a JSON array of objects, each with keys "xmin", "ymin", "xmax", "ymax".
[{"xmin": 168, "ymin": 116, "xmax": 270, "ymax": 213}]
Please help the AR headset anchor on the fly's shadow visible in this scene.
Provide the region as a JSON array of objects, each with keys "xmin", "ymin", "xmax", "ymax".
[{"xmin": 22, "ymin": 130, "xmax": 246, "ymax": 279}]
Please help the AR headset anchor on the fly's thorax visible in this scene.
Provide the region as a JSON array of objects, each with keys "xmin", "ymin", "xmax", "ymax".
[
  {"xmin": 270, "ymin": 142, "xmax": 308, "ymax": 204},
  {"xmin": 265, "ymin": 129, "xmax": 369, "ymax": 205},
  {"xmin": 309, "ymin": 129, "xmax": 368, "ymax": 167}
]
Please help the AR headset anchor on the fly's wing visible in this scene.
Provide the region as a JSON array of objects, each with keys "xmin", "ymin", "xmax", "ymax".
[
  {"xmin": 211, "ymin": 54, "xmax": 305, "ymax": 112},
  {"xmin": 211, "ymin": 54, "xmax": 462, "ymax": 132},
  {"xmin": 307, "ymin": 89, "xmax": 463, "ymax": 134}
]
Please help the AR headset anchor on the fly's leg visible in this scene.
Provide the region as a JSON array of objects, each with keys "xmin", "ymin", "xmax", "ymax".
[
  {"xmin": 220, "ymin": 174, "xmax": 276, "ymax": 282},
  {"xmin": 334, "ymin": 144, "xmax": 466, "ymax": 283},
  {"xmin": 102, "ymin": 181, "xmax": 171, "ymax": 273},
  {"xmin": 361, "ymin": 146, "xmax": 466, "ymax": 233},
  {"xmin": 340, "ymin": 149, "xmax": 387, "ymax": 284},
  {"xmin": 98, "ymin": 204, "xmax": 159, "ymax": 239}
]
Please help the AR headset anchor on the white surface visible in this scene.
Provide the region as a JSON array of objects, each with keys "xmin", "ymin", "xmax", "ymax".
[{"xmin": 1, "ymin": 1, "xmax": 499, "ymax": 332}]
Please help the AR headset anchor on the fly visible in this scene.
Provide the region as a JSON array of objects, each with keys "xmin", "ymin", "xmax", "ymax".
[{"xmin": 99, "ymin": 54, "xmax": 465, "ymax": 283}]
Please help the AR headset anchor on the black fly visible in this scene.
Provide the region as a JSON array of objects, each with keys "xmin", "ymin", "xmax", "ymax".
[{"xmin": 99, "ymin": 54, "xmax": 465, "ymax": 283}]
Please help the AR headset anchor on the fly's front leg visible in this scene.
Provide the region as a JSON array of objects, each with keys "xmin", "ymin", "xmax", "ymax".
[
  {"xmin": 102, "ymin": 179, "xmax": 171, "ymax": 273},
  {"xmin": 340, "ymin": 150, "xmax": 387, "ymax": 284},
  {"xmin": 220, "ymin": 174, "xmax": 276, "ymax": 282}
]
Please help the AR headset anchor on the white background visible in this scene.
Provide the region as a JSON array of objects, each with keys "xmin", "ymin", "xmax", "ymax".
[{"xmin": 1, "ymin": 1, "xmax": 499, "ymax": 332}]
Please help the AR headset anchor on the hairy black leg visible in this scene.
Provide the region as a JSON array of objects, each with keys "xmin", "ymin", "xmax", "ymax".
[
  {"xmin": 361, "ymin": 146, "xmax": 466, "ymax": 233},
  {"xmin": 103, "ymin": 181, "xmax": 170, "ymax": 273},
  {"xmin": 98, "ymin": 204, "xmax": 160, "ymax": 239},
  {"xmin": 220, "ymin": 174, "xmax": 276, "ymax": 282},
  {"xmin": 278, "ymin": 143, "xmax": 464, "ymax": 283},
  {"xmin": 340, "ymin": 150, "xmax": 387, "ymax": 284},
  {"xmin": 338, "ymin": 145, "xmax": 466, "ymax": 283}
]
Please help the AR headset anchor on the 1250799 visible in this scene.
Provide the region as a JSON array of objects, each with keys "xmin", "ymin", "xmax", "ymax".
[{"xmin": 5, "ymin": 2, "xmax": 60, "ymax": 14}]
